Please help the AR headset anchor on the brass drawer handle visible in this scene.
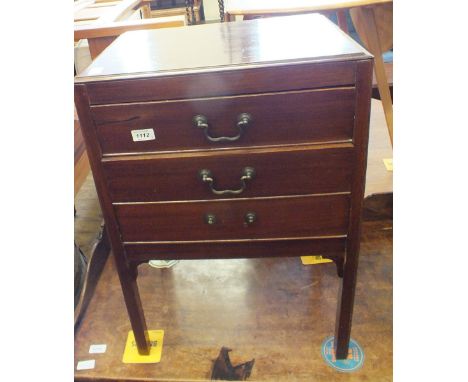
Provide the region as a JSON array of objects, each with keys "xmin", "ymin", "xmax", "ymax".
[
  {"xmin": 193, "ymin": 113, "xmax": 252, "ymax": 142},
  {"xmin": 199, "ymin": 167, "xmax": 255, "ymax": 195}
]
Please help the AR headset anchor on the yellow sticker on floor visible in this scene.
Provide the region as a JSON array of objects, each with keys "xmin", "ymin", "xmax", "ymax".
[
  {"xmin": 301, "ymin": 255, "xmax": 332, "ymax": 265},
  {"xmin": 383, "ymin": 158, "xmax": 393, "ymax": 171},
  {"xmin": 122, "ymin": 330, "xmax": 164, "ymax": 364}
]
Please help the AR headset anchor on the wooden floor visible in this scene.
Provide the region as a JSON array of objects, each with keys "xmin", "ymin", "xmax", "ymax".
[
  {"xmin": 74, "ymin": 219, "xmax": 392, "ymax": 382},
  {"xmin": 74, "ymin": 99, "xmax": 393, "ymax": 381}
]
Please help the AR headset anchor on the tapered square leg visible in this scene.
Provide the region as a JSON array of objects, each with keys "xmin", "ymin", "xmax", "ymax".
[
  {"xmin": 334, "ymin": 250, "xmax": 359, "ymax": 359},
  {"xmin": 116, "ymin": 263, "xmax": 151, "ymax": 355}
]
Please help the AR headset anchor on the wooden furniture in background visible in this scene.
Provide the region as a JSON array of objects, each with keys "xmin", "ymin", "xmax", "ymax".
[
  {"xmin": 350, "ymin": 2, "xmax": 392, "ymax": 144},
  {"xmin": 74, "ymin": 107, "xmax": 90, "ymax": 197},
  {"xmin": 223, "ymin": 0, "xmax": 393, "ymax": 146},
  {"xmin": 75, "ymin": 14, "xmax": 373, "ymax": 359},
  {"xmin": 149, "ymin": 0, "xmax": 203, "ymax": 25},
  {"xmin": 365, "ymin": 99, "xmax": 392, "ymax": 197},
  {"xmin": 74, "ymin": 0, "xmax": 185, "ymax": 60},
  {"xmin": 74, "ymin": 1, "xmax": 186, "ymax": 325}
]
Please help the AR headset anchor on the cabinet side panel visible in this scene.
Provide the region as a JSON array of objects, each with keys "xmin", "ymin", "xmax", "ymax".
[{"xmin": 75, "ymin": 84, "xmax": 127, "ymax": 264}]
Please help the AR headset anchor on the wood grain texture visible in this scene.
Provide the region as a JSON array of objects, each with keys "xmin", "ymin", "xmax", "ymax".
[
  {"xmin": 335, "ymin": 59, "xmax": 373, "ymax": 358},
  {"xmin": 115, "ymin": 194, "xmax": 350, "ymax": 242},
  {"xmin": 84, "ymin": 60, "xmax": 358, "ymax": 105},
  {"xmin": 103, "ymin": 145, "xmax": 354, "ymax": 202},
  {"xmin": 76, "ymin": 13, "xmax": 370, "ymax": 82},
  {"xmin": 74, "ymin": 14, "xmax": 373, "ymax": 358},
  {"xmin": 74, "ymin": 15, "xmax": 185, "ymax": 40},
  {"xmin": 92, "ymin": 88, "xmax": 356, "ymax": 154}
]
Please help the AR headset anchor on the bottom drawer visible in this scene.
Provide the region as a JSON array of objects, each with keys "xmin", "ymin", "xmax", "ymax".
[
  {"xmin": 115, "ymin": 193, "xmax": 350, "ymax": 242},
  {"xmin": 124, "ymin": 237, "xmax": 346, "ymax": 262}
]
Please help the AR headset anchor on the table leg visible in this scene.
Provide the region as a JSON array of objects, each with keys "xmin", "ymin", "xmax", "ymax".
[
  {"xmin": 88, "ymin": 36, "xmax": 117, "ymax": 60},
  {"xmin": 141, "ymin": 3, "xmax": 152, "ymax": 19},
  {"xmin": 353, "ymin": 6, "xmax": 393, "ymax": 146},
  {"xmin": 336, "ymin": 10, "xmax": 349, "ymax": 33}
]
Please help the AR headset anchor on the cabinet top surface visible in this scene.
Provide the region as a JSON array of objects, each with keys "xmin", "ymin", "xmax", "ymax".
[{"xmin": 76, "ymin": 14, "xmax": 371, "ymax": 82}]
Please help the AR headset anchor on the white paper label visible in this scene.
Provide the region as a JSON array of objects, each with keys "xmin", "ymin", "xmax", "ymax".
[
  {"xmin": 131, "ymin": 129, "xmax": 155, "ymax": 142},
  {"xmin": 89, "ymin": 344, "xmax": 107, "ymax": 354},
  {"xmin": 76, "ymin": 360, "xmax": 95, "ymax": 370}
]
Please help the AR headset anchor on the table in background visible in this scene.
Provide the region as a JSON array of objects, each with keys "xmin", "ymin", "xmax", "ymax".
[{"xmin": 224, "ymin": 0, "xmax": 393, "ymax": 146}]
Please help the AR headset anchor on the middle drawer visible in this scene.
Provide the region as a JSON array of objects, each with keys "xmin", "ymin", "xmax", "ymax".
[{"xmin": 103, "ymin": 145, "xmax": 354, "ymax": 202}]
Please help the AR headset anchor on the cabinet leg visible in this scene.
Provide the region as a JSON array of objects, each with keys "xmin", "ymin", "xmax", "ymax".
[
  {"xmin": 334, "ymin": 251, "xmax": 359, "ymax": 359},
  {"xmin": 116, "ymin": 262, "xmax": 151, "ymax": 355}
]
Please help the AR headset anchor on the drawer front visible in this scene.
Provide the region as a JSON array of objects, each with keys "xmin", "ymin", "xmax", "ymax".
[
  {"xmin": 124, "ymin": 237, "xmax": 347, "ymax": 261},
  {"xmin": 103, "ymin": 145, "xmax": 354, "ymax": 202},
  {"xmin": 92, "ymin": 88, "xmax": 356, "ymax": 155},
  {"xmin": 115, "ymin": 194, "xmax": 350, "ymax": 242},
  {"xmin": 85, "ymin": 61, "xmax": 357, "ymax": 105}
]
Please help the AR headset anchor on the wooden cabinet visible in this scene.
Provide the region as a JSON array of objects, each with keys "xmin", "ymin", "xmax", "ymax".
[{"xmin": 75, "ymin": 13, "xmax": 373, "ymax": 360}]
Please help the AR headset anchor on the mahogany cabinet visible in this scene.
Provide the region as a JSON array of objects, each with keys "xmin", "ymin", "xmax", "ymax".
[{"xmin": 75, "ymin": 13, "xmax": 373, "ymax": 360}]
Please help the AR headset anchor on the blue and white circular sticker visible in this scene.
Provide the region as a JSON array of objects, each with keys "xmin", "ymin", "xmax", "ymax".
[{"xmin": 321, "ymin": 336, "xmax": 364, "ymax": 372}]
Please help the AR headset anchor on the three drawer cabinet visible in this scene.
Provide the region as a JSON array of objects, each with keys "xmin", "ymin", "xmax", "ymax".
[{"xmin": 75, "ymin": 13, "xmax": 373, "ymax": 360}]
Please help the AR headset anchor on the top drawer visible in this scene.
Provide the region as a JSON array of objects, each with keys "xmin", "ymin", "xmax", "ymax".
[
  {"xmin": 91, "ymin": 87, "xmax": 356, "ymax": 155},
  {"xmin": 83, "ymin": 60, "xmax": 358, "ymax": 105}
]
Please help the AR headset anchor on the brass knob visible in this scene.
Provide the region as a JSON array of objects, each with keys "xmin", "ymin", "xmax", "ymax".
[
  {"xmin": 204, "ymin": 213, "xmax": 217, "ymax": 225},
  {"xmin": 193, "ymin": 114, "xmax": 208, "ymax": 129},
  {"xmin": 244, "ymin": 212, "xmax": 256, "ymax": 225}
]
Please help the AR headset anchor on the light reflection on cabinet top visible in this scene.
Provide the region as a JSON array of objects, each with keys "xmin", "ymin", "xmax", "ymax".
[{"xmin": 76, "ymin": 14, "xmax": 371, "ymax": 82}]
